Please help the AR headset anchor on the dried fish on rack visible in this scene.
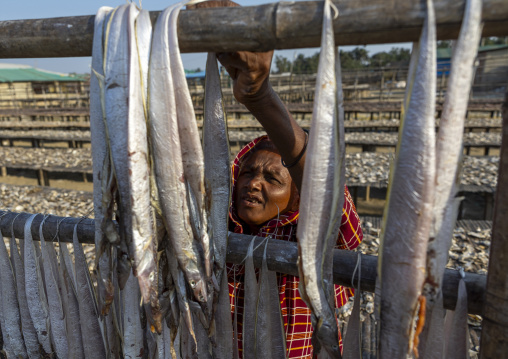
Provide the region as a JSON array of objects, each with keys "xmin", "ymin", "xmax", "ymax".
[
  {"xmin": 90, "ymin": 5, "xmax": 115, "ymax": 317},
  {"xmin": 9, "ymin": 227, "xmax": 40, "ymax": 359},
  {"xmin": 296, "ymin": 0, "xmax": 344, "ymax": 356},
  {"xmin": 377, "ymin": 0, "xmax": 436, "ymax": 356},
  {"xmin": 0, "ymin": 223, "xmax": 27, "ymax": 358},
  {"xmin": 420, "ymin": 0, "xmax": 482, "ymax": 356},
  {"xmin": 204, "ymin": 51, "xmax": 231, "ymax": 286},
  {"xmin": 24, "ymin": 213, "xmax": 52, "ymax": 354},
  {"xmin": 148, "ymin": 2, "xmax": 207, "ymax": 305},
  {"xmin": 38, "ymin": 218, "xmax": 69, "ymax": 358},
  {"xmin": 72, "ymin": 224, "xmax": 106, "ymax": 357}
]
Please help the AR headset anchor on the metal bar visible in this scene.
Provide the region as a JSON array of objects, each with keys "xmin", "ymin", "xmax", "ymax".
[
  {"xmin": 0, "ymin": 210, "xmax": 486, "ymax": 315},
  {"xmin": 480, "ymin": 89, "xmax": 508, "ymax": 357},
  {"xmin": 0, "ymin": 0, "xmax": 507, "ymax": 58}
]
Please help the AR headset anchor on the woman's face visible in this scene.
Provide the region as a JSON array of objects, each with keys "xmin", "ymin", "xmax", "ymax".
[{"xmin": 235, "ymin": 150, "xmax": 298, "ymax": 230}]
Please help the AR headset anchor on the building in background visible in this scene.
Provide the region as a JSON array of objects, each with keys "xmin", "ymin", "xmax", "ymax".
[{"xmin": 0, "ymin": 63, "xmax": 87, "ymax": 109}]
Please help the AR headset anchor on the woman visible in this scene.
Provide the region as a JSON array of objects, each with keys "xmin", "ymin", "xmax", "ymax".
[{"xmin": 217, "ymin": 49, "xmax": 363, "ymax": 358}]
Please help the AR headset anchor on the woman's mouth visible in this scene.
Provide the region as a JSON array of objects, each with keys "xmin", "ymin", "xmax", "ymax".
[{"xmin": 241, "ymin": 195, "xmax": 262, "ymax": 207}]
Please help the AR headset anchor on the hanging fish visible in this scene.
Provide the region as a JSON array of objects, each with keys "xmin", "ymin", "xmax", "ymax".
[
  {"xmin": 9, "ymin": 228, "xmax": 40, "ymax": 359},
  {"xmin": 148, "ymin": 2, "xmax": 207, "ymax": 303},
  {"xmin": 201, "ymin": 3, "xmax": 231, "ymax": 291},
  {"xmin": 255, "ymin": 241, "xmax": 286, "ymax": 358},
  {"xmin": 242, "ymin": 238, "xmax": 258, "ymax": 359},
  {"xmin": 122, "ymin": 272, "xmax": 144, "ymax": 359},
  {"xmin": 103, "ymin": 3, "xmax": 158, "ymax": 309},
  {"xmin": 377, "ymin": 0, "xmax": 436, "ymax": 356},
  {"xmin": 24, "ymin": 213, "xmax": 52, "ymax": 354},
  {"xmin": 0, "ymin": 225, "xmax": 27, "ymax": 358},
  {"xmin": 57, "ymin": 240, "xmax": 86, "ymax": 359},
  {"xmin": 72, "ymin": 224, "xmax": 107, "ymax": 358},
  {"xmin": 90, "ymin": 5, "xmax": 115, "ymax": 316},
  {"xmin": 297, "ymin": 0, "xmax": 343, "ymax": 356},
  {"xmin": 443, "ymin": 270, "xmax": 470, "ymax": 359},
  {"xmin": 39, "ymin": 218, "xmax": 69, "ymax": 358},
  {"xmin": 168, "ymin": 1, "xmax": 211, "ymax": 285}
]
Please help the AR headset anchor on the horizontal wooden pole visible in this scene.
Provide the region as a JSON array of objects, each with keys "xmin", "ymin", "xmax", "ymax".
[
  {"xmin": 0, "ymin": 0, "xmax": 507, "ymax": 58},
  {"xmin": 0, "ymin": 210, "xmax": 486, "ymax": 315}
]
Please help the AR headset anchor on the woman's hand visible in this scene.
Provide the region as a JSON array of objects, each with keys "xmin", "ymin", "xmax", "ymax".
[{"xmin": 217, "ymin": 50, "xmax": 274, "ymax": 106}]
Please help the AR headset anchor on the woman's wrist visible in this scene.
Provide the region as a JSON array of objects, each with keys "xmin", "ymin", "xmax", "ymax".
[{"xmin": 238, "ymin": 80, "xmax": 275, "ymax": 111}]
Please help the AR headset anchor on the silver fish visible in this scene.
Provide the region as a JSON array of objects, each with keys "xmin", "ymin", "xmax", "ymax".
[
  {"xmin": 9, "ymin": 233, "xmax": 40, "ymax": 359},
  {"xmin": 168, "ymin": 2, "xmax": 211, "ymax": 283},
  {"xmin": 24, "ymin": 213, "xmax": 52, "ymax": 354},
  {"xmin": 104, "ymin": 3, "xmax": 157, "ymax": 303},
  {"xmin": 148, "ymin": 3, "xmax": 207, "ymax": 302},
  {"xmin": 242, "ymin": 238, "xmax": 258, "ymax": 359},
  {"xmin": 296, "ymin": 0, "xmax": 342, "ymax": 356},
  {"xmin": 0, "ymin": 276, "xmax": 15, "ymax": 359},
  {"xmin": 122, "ymin": 272, "xmax": 144, "ymax": 359},
  {"xmin": 0, "ymin": 231, "xmax": 27, "ymax": 358},
  {"xmin": 443, "ymin": 272, "xmax": 470, "ymax": 359},
  {"xmin": 212, "ymin": 268, "xmax": 233, "ymax": 359},
  {"xmin": 255, "ymin": 241, "xmax": 286, "ymax": 359},
  {"xmin": 377, "ymin": 0, "xmax": 436, "ymax": 356},
  {"xmin": 39, "ymin": 220, "xmax": 68, "ymax": 358},
  {"xmin": 57, "ymin": 241, "xmax": 85, "ymax": 359},
  {"xmin": 165, "ymin": 246, "xmax": 196, "ymax": 347},
  {"xmin": 425, "ymin": 0, "xmax": 482, "ymax": 300},
  {"xmin": 342, "ymin": 257, "xmax": 362, "ymax": 359},
  {"xmin": 90, "ymin": 5, "xmax": 115, "ymax": 316},
  {"xmin": 203, "ymin": 52, "xmax": 231, "ymax": 285},
  {"xmin": 73, "ymin": 224, "xmax": 107, "ymax": 358}
]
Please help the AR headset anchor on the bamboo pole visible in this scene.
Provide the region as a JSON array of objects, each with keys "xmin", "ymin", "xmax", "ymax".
[
  {"xmin": 480, "ymin": 89, "xmax": 508, "ymax": 357},
  {"xmin": 0, "ymin": 0, "xmax": 507, "ymax": 58},
  {"xmin": 0, "ymin": 210, "xmax": 486, "ymax": 315}
]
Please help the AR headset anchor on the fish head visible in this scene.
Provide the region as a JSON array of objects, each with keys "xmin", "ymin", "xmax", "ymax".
[
  {"xmin": 189, "ymin": 277, "xmax": 208, "ymax": 303},
  {"xmin": 315, "ymin": 317, "xmax": 341, "ymax": 357}
]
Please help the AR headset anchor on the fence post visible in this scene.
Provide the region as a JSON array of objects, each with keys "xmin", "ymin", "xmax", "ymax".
[{"xmin": 480, "ymin": 88, "xmax": 508, "ymax": 357}]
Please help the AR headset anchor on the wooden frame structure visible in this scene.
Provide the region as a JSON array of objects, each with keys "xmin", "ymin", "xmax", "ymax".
[{"xmin": 0, "ymin": 1, "xmax": 507, "ymax": 356}]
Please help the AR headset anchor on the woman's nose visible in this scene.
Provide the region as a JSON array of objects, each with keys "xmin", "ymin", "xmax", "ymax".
[{"xmin": 246, "ymin": 174, "xmax": 262, "ymax": 190}]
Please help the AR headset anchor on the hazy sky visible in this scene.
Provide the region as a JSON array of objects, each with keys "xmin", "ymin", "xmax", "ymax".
[{"xmin": 1, "ymin": 0, "xmax": 411, "ymax": 74}]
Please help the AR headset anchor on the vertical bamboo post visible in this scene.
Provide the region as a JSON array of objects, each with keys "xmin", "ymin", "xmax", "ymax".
[{"xmin": 480, "ymin": 89, "xmax": 508, "ymax": 357}]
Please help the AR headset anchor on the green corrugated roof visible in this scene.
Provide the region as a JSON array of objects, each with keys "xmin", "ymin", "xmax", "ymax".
[{"xmin": 0, "ymin": 67, "xmax": 85, "ymax": 83}]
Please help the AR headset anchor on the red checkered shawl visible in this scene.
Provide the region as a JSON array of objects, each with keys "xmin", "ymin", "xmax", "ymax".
[{"xmin": 227, "ymin": 136, "xmax": 363, "ymax": 358}]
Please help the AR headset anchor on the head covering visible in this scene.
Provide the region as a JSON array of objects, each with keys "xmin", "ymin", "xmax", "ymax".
[{"xmin": 227, "ymin": 136, "xmax": 363, "ymax": 358}]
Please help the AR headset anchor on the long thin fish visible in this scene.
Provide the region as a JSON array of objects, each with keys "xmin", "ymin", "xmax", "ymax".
[
  {"xmin": 73, "ymin": 224, "xmax": 107, "ymax": 358},
  {"xmin": 24, "ymin": 213, "xmax": 52, "ymax": 354},
  {"xmin": 90, "ymin": 5, "xmax": 115, "ymax": 316},
  {"xmin": 168, "ymin": 1, "xmax": 211, "ymax": 283},
  {"xmin": 0, "ymin": 230, "xmax": 27, "ymax": 358},
  {"xmin": 255, "ymin": 241, "xmax": 286, "ymax": 358},
  {"xmin": 122, "ymin": 272, "xmax": 144, "ymax": 359},
  {"xmin": 57, "ymin": 241, "xmax": 85, "ymax": 359},
  {"xmin": 9, "ymin": 233, "xmax": 40, "ymax": 359},
  {"xmin": 443, "ymin": 272, "xmax": 470, "ymax": 359},
  {"xmin": 242, "ymin": 238, "xmax": 258, "ymax": 359},
  {"xmin": 203, "ymin": 52, "xmax": 231, "ymax": 284},
  {"xmin": 425, "ymin": 0, "xmax": 482, "ymax": 302},
  {"xmin": 342, "ymin": 255, "xmax": 362, "ymax": 359},
  {"xmin": 39, "ymin": 220, "xmax": 69, "ymax": 358},
  {"xmin": 377, "ymin": 0, "xmax": 436, "ymax": 356},
  {"xmin": 296, "ymin": 0, "xmax": 342, "ymax": 356},
  {"xmin": 0, "ymin": 278, "xmax": 15, "ymax": 359},
  {"xmin": 104, "ymin": 3, "xmax": 157, "ymax": 304},
  {"xmin": 212, "ymin": 266, "xmax": 233, "ymax": 359},
  {"xmin": 148, "ymin": 3, "xmax": 207, "ymax": 302}
]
